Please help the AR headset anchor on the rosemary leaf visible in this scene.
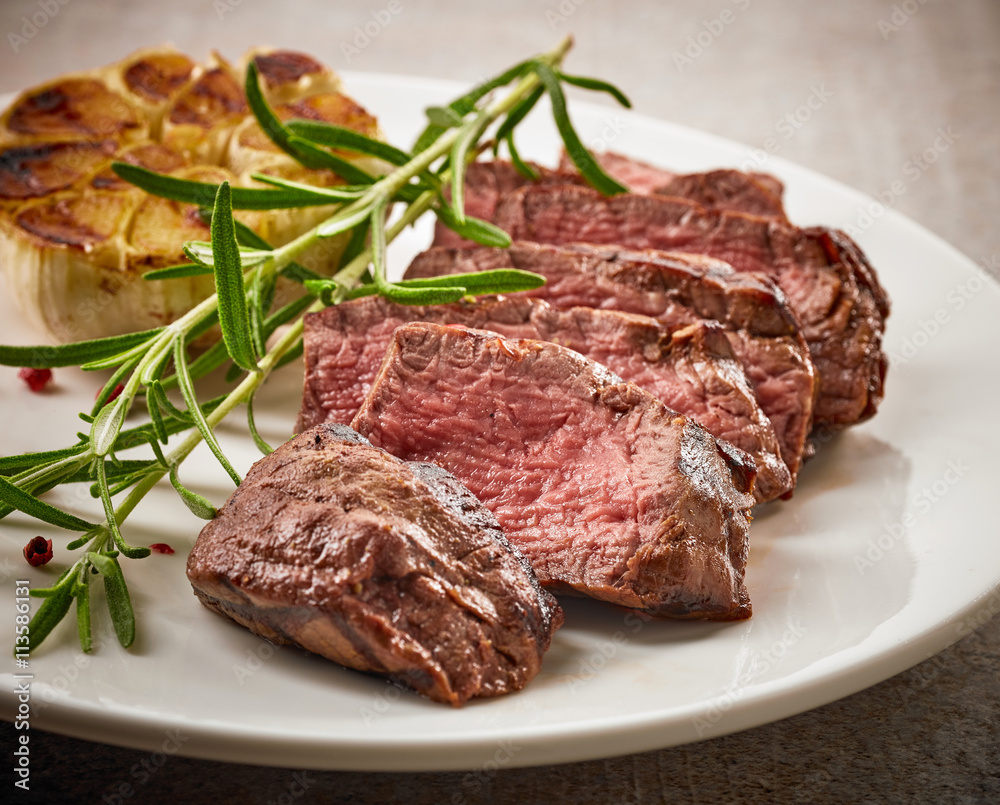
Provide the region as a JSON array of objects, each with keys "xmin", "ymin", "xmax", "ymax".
[
  {"xmin": 210, "ymin": 182, "xmax": 260, "ymax": 374},
  {"xmin": 26, "ymin": 581, "xmax": 75, "ymax": 652},
  {"xmin": 248, "ymin": 173, "xmax": 361, "ymax": 203},
  {"xmin": 532, "ymin": 61, "xmax": 628, "ymax": 196},
  {"xmin": 89, "ymin": 360, "xmax": 139, "ymax": 418},
  {"xmin": 142, "ymin": 263, "xmax": 211, "ymax": 281},
  {"xmin": 369, "ymin": 199, "xmax": 390, "ymax": 292},
  {"xmin": 316, "ymin": 206, "xmax": 372, "ymax": 239},
  {"xmin": 274, "ymin": 340, "xmax": 304, "ymax": 370},
  {"xmin": 80, "ymin": 343, "xmax": 148, "ymax": 372},
  {"xmin": 75, "ymin": 570, "xmax": 92, "ymax": 653},
  {"xmin": 246, "ymin": 64, "xmax": 378, "ymax": 185},
  {"xmin": 337, "ymin": 218, "xmax": 371, "ymax": 269},
  {"xmin": 91, "ymin": 397, "xmax": 129, "ymax": 457},
  {"xmin": 248, "ymin": 268, "xmax": 269, "ymax": 357},
  {"xmin": 27, "ymin": 566, "xmax": 75, "ymax": 598},
  {"xmin": 493, "ymin": 85, "xmax": 545, "ymax": 151},
  {"xmin": 148, "ymin": 381, "xmax": 192, "ymax": 424},
  {"xmin": 0, "ymin": 475, "xmax": 96, "ymax": 531},
  {"xmin": 397, "ymin": 268, "xmax": 545, "ymax": 295},
  {"xmin": 89, "ymin": 553, "xmax": 136, "ymax": 649},
  {"xmin": 164, "ymin": 340, "xmax": 229, "ymax": 386},
  {"xmin": 427, "ymin": 106, "xmax": 465, "ymax": 128},
  {"xmin": 0, "ymin": 329, "xmax": 161, "ymax": 369},
  {"xmin": 112, "ymin": 163, "xmax": 340, "ymax": 210},
  {"xmin": 433, "ymin": 204, "xmax": 512, "ymax": 247},
  {"xmin": 246, "ymin": 393, "xmax": 274, "ymax": 456},
  {"xmin": 224, "ymin": 362, "xmax": 246, "ymax": 384},
  {"xmin": 263, "ymin": 292, "xmax": 317, "ymax": 337},
  {"xmin": 281, "ymin": 263, "xmax": 323, "ymax": 284},
  {"xmin": 286, "ymin": 120, "xmax": 412, "ymax": 165},
  {"xmin": 60, "ymin": 459, "xmax": 158, "ymax": 486},
  {"xmin": 449, "ymin": 111, "xmax": 493, "ymax": 225},
  {"xmin": 145, "ymin": 386, "xmax": 170, "ymax": 444},
  {"xmin": 505, "ymin": 132, "xmax": 540, "ymax": 181},
  {"xmin": 285, "ymin": 136, "xmax": 379, "ymax": 185},
  {"xmin": 0, "ymin": 445, "xmax": 88, "ymax": 474},
  {"xmin": 557, "ymin": 71, "xmax": 632, "ymax": 108},
  {"xmin": 244, "ymin": 61, "xmax": 315, "ymax": 166},
  {"xmin": 232, "ymin": 220, "xmax": 271, "ymax": 249},
  {"xmin": 67, "ymin": 528, "xmax": 101, "ymax": 551},
  {"xmin": 184, "ymin": 241, "xmax": 273, "ymax": 270},
  {"xmin": 168, "ymin": 465, "xmax": 217, "ymax": 520},
  {"xmin": 173, "ymin": 340, "xmax": 242, "ymax": 487},
  {"xmin": 93, "ymin": 459, "xmax": 150, "ymax": 559},
  {"xmin": 380, "ymin": 285, "xmax": 468, "ymax": 305}
]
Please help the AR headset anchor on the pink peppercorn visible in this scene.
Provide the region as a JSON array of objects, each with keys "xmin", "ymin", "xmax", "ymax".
[
  {"xmin": 18, "ymin": 367, "xmax": 52, "ymax": 393},
  {"xmin": 23, "ymin": 536, "xmax": 53, "ymax": 567}
]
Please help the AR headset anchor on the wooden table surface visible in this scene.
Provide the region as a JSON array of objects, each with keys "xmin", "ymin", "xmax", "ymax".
[{"xmin": 1, "ymin": 1, "xmax": 997, "ymax": 802}]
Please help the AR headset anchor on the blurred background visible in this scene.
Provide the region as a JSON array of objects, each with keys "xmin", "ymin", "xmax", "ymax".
[{"xmin": 0, "ymin": 1, "xmax": 997, "ymax": 802}]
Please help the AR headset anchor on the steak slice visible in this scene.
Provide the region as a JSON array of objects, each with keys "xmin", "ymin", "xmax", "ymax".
[
  {"xmin": 404, "ymin": 242, "xmax": 816, "ymax": 486},
  {"xmin": 491, "ymin": 185, "xmax": 889, "ymax": 432},
  {"xmin": 186, "ymin": 423, "xmax": 562, "ymax": 707},
  {"xmin": 298, "ymin": 294, "xmax": 791, "ymax": 503},
  {"xmin": 560, "ymin": 151, "xmax": 787, "ymax": 218},
  {"xmin": 352, "ymin": 322, "xmax": 756, "ymax": 620},
  {"xmin": 434, "ymin": 157, "xmax": 787, "ymax": 247},
  {"xmin": 433, "ymin": 160, "xmax": 581, "ymax": 248}
]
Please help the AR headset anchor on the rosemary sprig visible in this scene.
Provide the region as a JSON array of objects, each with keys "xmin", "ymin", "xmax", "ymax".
[{"xmin": 0, "ymin": 35, "xmax": 632, "ymax": 654}]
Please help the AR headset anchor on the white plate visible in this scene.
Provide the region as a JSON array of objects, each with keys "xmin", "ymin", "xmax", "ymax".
[{"xmin": 1, "ymin": 74, "xmax": 998, "ymax": 772}]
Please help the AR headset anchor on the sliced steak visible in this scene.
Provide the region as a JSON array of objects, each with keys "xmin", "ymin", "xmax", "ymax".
[
  {"xmin": 186, "ymin": 423, "xmax": 562, "ymax": 707},
  {"xmin": 352, "ymin": 322, "xmax": 756, "ymax": 620},
  {"xmin": 405, "ymin": 242, "xmax": 816, "ymax": 486},
  {"xmin": 490, "ymin": 185, "xmax": 889, "ymax": 432},
  {"xmin": 434, "ymin": 160, "xmax": 581, "ymax": 248},
  {"xmin": 435, "ymin": 157, "xmax": 787, "ymax": 247},
  {"xmin": 298, "ymin": 294, "xmax": 790, "ymax": 503},
  {"xmin": 655, "ymin": 170, "xmax": 786, "ymax": 219},
  {"xmin": 560, "ymin": 151, "xmax": 787, "ymax": 218}
]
